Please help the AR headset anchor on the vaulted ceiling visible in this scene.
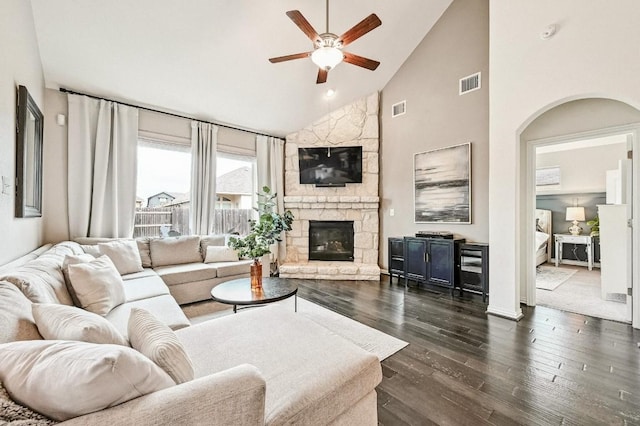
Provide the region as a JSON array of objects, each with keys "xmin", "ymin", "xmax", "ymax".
[{"xmin": 31, "ymin": 0, "xmax": 452, "ymax": 136}]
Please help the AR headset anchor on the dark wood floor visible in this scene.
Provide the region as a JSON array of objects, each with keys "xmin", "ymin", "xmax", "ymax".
[{"xmin": 294, "ymin": 276, "xmax": 640, "ymax": 425}]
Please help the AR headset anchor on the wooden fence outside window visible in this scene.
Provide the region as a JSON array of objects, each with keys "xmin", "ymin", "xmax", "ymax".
[{"xmin": 133, "ymin": 206, "xmax": 252, "ymax": 238}]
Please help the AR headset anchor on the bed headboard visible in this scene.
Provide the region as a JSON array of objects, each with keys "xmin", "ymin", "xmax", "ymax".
[{"xmin": 535, "ymin": 209, "xmax": 552, "ymax": 262}]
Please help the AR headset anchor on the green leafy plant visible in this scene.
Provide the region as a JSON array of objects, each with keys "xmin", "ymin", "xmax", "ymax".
[
  {"xmin": 228, "ymin": 186, "xmax": 294, "ymax": 261},
  {"xmin": 587, "ymin": 215, "xmax": 599, "ymax": 237}
]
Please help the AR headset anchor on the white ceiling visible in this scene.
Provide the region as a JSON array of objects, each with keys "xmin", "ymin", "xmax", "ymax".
[{"xmin": 30, "ymin": 0, "xmax": 451, "ymax": 137}]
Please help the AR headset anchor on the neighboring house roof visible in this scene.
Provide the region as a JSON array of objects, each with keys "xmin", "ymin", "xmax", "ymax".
[
  {"xmin": 154, "ymin": 168, "xmax": 252, "ymax": 207},
  {"xmin": 217, "ymin": 167, "xmax": 252, "ymax": 195},
  {"xmin": 147, "ymin": 191, "xmax": 175, "ymax": 202}
]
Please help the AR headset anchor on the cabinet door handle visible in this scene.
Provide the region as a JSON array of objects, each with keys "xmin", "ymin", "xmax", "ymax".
[{"xmin": 425, "ymin": 252, "xmax": 429, "ymax": 263}]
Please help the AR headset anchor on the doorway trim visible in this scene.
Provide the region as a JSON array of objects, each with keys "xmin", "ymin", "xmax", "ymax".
[{"xmin": 523, "ymin": 123, "xmax": 640, "ymax": 327}]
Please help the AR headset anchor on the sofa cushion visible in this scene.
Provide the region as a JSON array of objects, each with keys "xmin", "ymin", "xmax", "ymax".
[
  {"xmin": 121, "ymin": 268, "xmax": 158, "ymax": 281},
  {"xmin": 177, "ymin": 306, "xmax": 382, "ymax": 425},
  {"xmin": 121, "ymin": 273, "xmax": 170, "ymax": 302},
  {"xmin": 204, "ymin": 246, "xmax": 239, "ymax": 263},
  {"xmin": 211, "ymin": 260, "xmax": 253, "ymax": 278},
  {"xmin": 154, "ymin": 263, "xmax": 217, "ymax": 286},
  {"xmin": 0, "ymin": 340, "xmax": 174, "ymax": 422},
  {"xmin": 98, "ymin": 240, "xmax": 144, "ymax": 275},
  {"xmin": 62, "ymin": 253, "xmax": 96, "ymax": 306},
  {"xmin": 0, "ymin": 281, "xmax": 42, "ymax": 344},
  {"xmin": 32, "ymin": 303, "xmax": 128, "ymax": 346},
  {"xmin": 106, "ymin": 295, "xmax": 190, "ymax": 338},
  {"xmin": 150, "ymin": 236, "xmax": 202, "ymax": 267},
  {"xmin": 0, "ymin": 242, "xmax": 84, "ymax": 307},
  {"xmin": 0, "ymin": 382, "xmax": 56, "ymax": 425},
  {"xmin": 0, "ymin": 244, "xmax": 52, "ymax": 277},
  {"xmin": 128, "ymin": 308, "xmax": 194, "ymax": 384},
  {"xmin": 66, "ymin": 255, "xmax": 126, "ymax": 316}
]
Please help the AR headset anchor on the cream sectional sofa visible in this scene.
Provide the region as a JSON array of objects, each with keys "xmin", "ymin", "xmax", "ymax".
[
  {"xmin": 75, "ymin": 234, "xmax": 256, "ymax": 305},
  {"xmin": 0, "ymin": 240, "xmax": 383, "ymax": 425}
]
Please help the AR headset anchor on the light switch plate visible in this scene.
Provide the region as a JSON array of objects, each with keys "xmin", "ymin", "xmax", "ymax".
[{"xmin": 390, "ymin": 208, "xmax": 395, "ymax": 217}]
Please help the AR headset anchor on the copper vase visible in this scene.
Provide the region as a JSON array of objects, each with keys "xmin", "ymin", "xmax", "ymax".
[{"xmin": 250, "ymin": 259, "xmax": 262, "ymax": 290}]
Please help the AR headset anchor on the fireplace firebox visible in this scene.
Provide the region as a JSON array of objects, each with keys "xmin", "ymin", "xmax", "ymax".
[{"xmin": 308, "ymin": 221, "xmax": 354, "ymax": 261}]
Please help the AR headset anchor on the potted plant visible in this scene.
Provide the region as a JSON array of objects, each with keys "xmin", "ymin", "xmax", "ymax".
[
  {"xmin": 228, "ymin": 186, "xmax": 294, "ymax": 289},
  {"xmin": 587, "ymin": 215, "xmax": 599, "ymax": 237}
]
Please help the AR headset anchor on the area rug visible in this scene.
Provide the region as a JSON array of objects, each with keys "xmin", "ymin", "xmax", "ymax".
[
  {"xmin": 183, "ymin": 298, "xmax": 408, "ymax": 361},
  {"xmin": 536, "ymin": 265, "xmax": 578, "ymax": 291}
]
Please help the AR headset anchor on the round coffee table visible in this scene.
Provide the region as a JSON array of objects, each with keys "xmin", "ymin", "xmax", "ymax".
[{"xmin": 210, "ymin": 277, "xmax": 298, "ymax": 313}]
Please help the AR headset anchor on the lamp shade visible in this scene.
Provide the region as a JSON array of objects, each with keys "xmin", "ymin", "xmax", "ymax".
[
  {"xmin": 566, "ymin": 207, "xmax": 585, "ymax": 221},
  {"xmin": 311, "ymin": 47, "xmax": 344, "ymax": 70}
]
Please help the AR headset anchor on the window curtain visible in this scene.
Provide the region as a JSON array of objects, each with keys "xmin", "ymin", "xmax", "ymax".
[
  {"xmin": 190, "ymin": 122, "xmax": 218, "ymax": 235},
  {"xmin": 256, "ymin": 135, "xmax": 285, "ymax": 264},
  {"xmin": 67, "ymin": 95, "xmax": 139, "ymax": 239}
]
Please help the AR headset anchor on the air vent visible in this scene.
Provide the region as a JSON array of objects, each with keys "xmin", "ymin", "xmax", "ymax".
[
  {"xmin": 459, "ymin": 72, "xmax": 481, "ymax": 95},
  {"xmin": 391, "ymin": 100, "xmax": 406, "ymax": 117}
]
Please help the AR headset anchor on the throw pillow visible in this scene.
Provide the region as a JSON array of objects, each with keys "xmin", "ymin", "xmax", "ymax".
[
  {"xmin": 80, "ymin": 244, "xmax": 101, "ymax": 257},
  {"xmin": 200, "ymin": 234, "xmax": 227, "ymax": 258},
  {"xmin": 32, "ymin": 303, "xmax": 128, "ymax": 346},
  {"xmin": 98, "ymin": 240, "xmax": 144, "ymax": 275},
  {"xmin": 66, "ymin": 255, "xmax": 126, "ymax": 316},
  {"xmin": 136, "ymin": 237, "xmax": 153, "ymax": 268},
  {"xmin": 0, "ymin": 340, "xmax": 174, "ymax": 422},
  {"xmin": 0, "ymin": 281, "xmax": 42, "ymax": 344},
  {"xmin": 128, "ymin": 308, "xmax": 194, "ymax": 384},
  {"xmin": 204, "ymin": 245, "xmax": 239, "ymax": 263},
  {"xmin": 149, "ymin": 236, "xmax": 202, "ymax": 267},
  {"xmin": 0, "ymin": 381, "xmax": 56, "ymax": 425},
  {"xmin": 62, "ymin": 253, "xmax": 96, "ymax": 306}
]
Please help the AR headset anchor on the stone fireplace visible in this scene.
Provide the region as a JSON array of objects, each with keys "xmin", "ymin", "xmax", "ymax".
[{"xmin": 279, "ymin": 92, "xmax": 380, "ymax": 280}]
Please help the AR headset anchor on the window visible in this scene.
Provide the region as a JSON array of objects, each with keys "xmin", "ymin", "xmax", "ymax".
[
  {"xmin": 135, "ymin": 140, "xmax": 256, "ymax": 238},
  {"xmin": 135, "ymin": 141, "xmax": 191, "ymax": 238},
  {"xmin": 215, "ymin": 152, "xmax": 256, "ymax": 235}
]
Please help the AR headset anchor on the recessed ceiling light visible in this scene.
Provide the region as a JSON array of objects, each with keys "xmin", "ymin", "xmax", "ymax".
[{"xmin": 326, "ymin": 89, "xmax": 336, "ymax": 97}]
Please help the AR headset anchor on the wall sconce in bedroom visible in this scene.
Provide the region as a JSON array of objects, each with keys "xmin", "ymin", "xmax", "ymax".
[{"xmin": 566, "ymin": 206, "xmax": 585, "ymax": 235}]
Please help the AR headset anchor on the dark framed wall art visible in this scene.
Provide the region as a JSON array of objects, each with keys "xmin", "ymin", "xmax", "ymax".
[
  {"xmin": 414, "ymin": 143, "xmax": 471, "ymax": 224},
  {"xmin": 15, "ymin": 85, "xmax": 43, "ymax": 218}
]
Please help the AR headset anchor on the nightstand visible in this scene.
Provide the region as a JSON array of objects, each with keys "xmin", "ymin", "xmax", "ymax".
[{"xmin": 554, "ymin": 233, "xmax": 593, "ymax": 271}]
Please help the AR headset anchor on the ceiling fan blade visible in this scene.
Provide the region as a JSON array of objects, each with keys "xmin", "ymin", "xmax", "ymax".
[
  {"xmin": 337, "ymin": 14, "xmax": 382, "ymax": 47},
  {"xmin": 269, "ymin": 52, "xmax": 312, "ymax": 63},
  {"xmin": 316, "ymin": 68, "xmax": 328, "ymax": 84},
  {"xmin": 343, "ymin": 52, "xmax": 380, "ymax": 71},
  {"xmin": 286, "ymin": 10, "xmax": 321, "ymax": 44}
]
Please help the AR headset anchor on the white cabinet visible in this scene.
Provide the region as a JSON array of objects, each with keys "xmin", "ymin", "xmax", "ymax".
[{"xmin": 597, "ymin": 204, "xmax": 628, "ymax": 300}]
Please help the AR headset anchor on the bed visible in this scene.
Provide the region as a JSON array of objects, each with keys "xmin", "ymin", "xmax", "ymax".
[{"xmin": 535, "ymin": 209, "xmax": 552, "ymax": 266}]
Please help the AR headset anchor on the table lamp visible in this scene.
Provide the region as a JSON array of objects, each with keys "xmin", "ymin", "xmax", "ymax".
[{"xmin": 566, "ymin": 206, "xmax": 585, "ymax": 235}]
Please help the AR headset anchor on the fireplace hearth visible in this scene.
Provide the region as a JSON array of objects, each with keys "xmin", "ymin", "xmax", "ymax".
[{"xmin": 309, "ymin": 221, "xmax": 354, "ymax": 261}]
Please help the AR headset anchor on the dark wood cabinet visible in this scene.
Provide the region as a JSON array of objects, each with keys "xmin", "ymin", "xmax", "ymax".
[
  {"xmin": 387, "ymin": 237, "xmax": 405, "ymax": 282},
  {"xmin": 458, "ymin": 243, "xmax": 489, "ymax": 302},
  {"xmin": 403, "ymin": 236, "xmax": 464, "ymax": 294},
  {"xmin": 404, "ymin": 237, "xmax": 428, "ymax": 283}
]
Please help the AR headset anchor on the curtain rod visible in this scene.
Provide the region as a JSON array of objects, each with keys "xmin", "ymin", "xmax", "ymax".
[{"xmin": 59, "ymin": 87, "xmax": 282, "ymax": 140}]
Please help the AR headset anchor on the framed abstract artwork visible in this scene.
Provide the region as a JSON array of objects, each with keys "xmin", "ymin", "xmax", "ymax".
[{"xmin": 414, "ymin": 143, "xmax": 471, "ymax": 223}]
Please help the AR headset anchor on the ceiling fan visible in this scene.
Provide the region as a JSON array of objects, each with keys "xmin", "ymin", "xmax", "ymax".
[{"xmin": 268, "ymin": 0, "xmax": 382, "ymax": 84}]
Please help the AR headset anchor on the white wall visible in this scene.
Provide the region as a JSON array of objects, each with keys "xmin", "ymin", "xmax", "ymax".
[
  {"xmin": 43, "ymin": 89, "xmax": 68, "ymax": 243},
  {"xmin": 380, "ymin": 0, "xmax": 489, "ymax": 269},
  {"xmin": 488, "ymin": 1, "xmax": 640, "ymax": 319},
  {"xmin": 536, "ymin": 143, "xmax": 627, "ymax": 194},
  {"xmin": 0, "ymin": 0, "xmax": 45, "ymax": 264}
]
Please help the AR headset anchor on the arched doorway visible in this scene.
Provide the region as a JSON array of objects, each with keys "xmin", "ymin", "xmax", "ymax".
[{"xmin": 519, "ymin": 98, "xmax": 640, "ymax": 325}]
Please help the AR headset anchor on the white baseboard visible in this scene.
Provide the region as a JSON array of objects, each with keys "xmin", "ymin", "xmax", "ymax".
[{"xmin": 486, "ymin": 305, "xmax": 524, "ymax": 321}]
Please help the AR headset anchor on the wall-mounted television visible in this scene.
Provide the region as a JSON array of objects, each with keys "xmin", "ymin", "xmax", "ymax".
[{"xmin": 298, "ymin": 146, "xmax": 362, "ymax": 186}]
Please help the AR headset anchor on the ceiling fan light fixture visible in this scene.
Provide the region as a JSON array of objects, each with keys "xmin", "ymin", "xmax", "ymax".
[{"xmin": 311, "ymin": 46, "xmax": 344, "ymax": 70}]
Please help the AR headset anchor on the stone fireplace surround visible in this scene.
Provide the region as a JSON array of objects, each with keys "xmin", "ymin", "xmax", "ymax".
[{"xmin": 279, "ymin": 92, "xmax": 381, "ymax": 281}]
